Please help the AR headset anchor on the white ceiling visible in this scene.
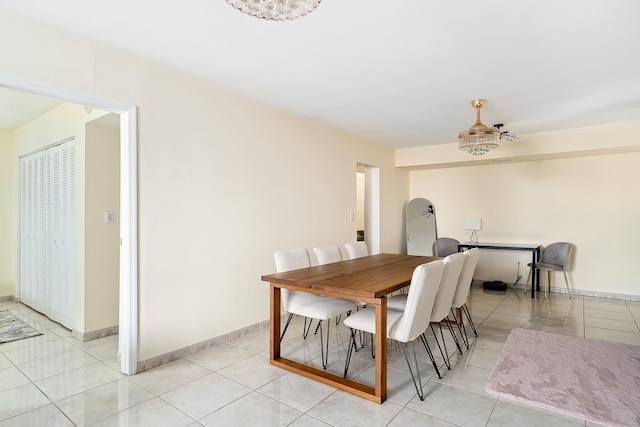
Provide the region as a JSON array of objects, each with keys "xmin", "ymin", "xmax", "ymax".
[{"xmin": 1, "ymin": 0, "xmax": 639, "ymax": 148}]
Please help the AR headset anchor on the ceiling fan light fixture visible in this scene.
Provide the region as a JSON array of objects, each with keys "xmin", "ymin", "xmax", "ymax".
[
  {"xmin": 494, "ymin": 123, "xmax": 521, "ymax": 143},
  {"xmin": 225, "ymin": 0, "xmax": 322, "ymax": 21},
  {"xmin": 458, "ymin": 99, "xmax": 501, "ymax": 156}
]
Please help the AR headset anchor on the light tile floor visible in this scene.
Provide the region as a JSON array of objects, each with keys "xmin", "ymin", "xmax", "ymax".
[{"xmin": 1, "ymin": 285, "xmax": 639, "ymax": 426}]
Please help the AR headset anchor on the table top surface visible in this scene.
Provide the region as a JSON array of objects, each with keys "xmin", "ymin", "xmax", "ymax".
[
  {"xmin": 262, "ymin": 253, "xmax": 440, "ymax": 300},
  {"xmin": 458, "ymin": 242, "xmax": 541, "ymax": 250}
]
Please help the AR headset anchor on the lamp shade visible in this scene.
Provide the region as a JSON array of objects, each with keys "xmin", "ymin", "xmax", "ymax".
[{"xmin": 465, "ymin": 217, "xmax": 482, "ymax": 231}]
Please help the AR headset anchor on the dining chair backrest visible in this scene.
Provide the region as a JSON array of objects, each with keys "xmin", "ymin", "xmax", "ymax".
[
  {"xmin": 388, "ymin": 260, "xmax": 444, "ymax": 343},
  {"xmin": 540, "ymin": 242, "xmax": 572, "ymax": 270},
  {"xmin": 430, "ymin": 252, "xmax": 466, "ymax": 322},
  {"xmin": 432, "ymin": 237, "xmax": 460, "ymax": 257},
  {"xmin": 274, "ymin": 248, "xmax": 311, "ymax": 272},
  {"xmin": 313, "ymin": 245, "xmax": 343, "ymax": 265},
  {"xmin": 345, "ymin": 241, "xmax": 369, "ymax": 259},
  {"xmin": 274, "ymin": 248, "xmax": 311, "ymax": 312},
  {"xmin": 451, "ymin": 248, "xmax": 480, "ymax": 309}
]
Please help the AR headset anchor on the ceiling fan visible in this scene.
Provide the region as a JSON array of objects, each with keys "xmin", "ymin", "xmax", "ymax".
[
  {"xmin": 493, "ymin": 123, "xmax": 521, "ymax": 143},
  {"xmin": 458, "ymin": 99, "xmax": 521, "ymax": 155}
]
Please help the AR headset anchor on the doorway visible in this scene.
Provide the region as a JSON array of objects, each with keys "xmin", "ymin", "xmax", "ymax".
[
  {"xmin": 0, "ymin": 74, "xmax": 138, "ymax": 375},
  {"xmin": 356, "ymin": 163, "xmax": 380, "ymax": 254}
]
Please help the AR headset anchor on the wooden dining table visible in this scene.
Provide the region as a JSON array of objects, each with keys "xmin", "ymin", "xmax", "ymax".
[{"xmin": 261, "ymin": 253, "xmax": 439, "ymax": 404}]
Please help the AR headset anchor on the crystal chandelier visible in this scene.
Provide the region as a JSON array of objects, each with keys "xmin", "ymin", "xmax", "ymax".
[
  {"xmin": 458, "ymin": 99, "xmax": 501, "ymax": 156},
  {"xmin": 225, "ymin": 0, "xmax": 323, "ymax": 21}
]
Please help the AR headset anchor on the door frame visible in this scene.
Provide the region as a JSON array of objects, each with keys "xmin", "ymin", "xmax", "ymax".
[{"xmin": 1, "ymin": 73, "xmax": 138, "ymax": 375}]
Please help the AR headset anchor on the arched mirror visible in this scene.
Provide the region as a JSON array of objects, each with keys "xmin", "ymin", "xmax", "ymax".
[{"xmin": 406, "ymin": 198, "xmax": 437, "ymax": 256}]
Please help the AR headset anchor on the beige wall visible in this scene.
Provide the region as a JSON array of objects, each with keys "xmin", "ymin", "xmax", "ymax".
[
  {"xmin": 85, "ymin": 120, "xmax": 120, "ymax": 332},
  {"xmin": 0, "ymin": 12, "xmax": 409, "ymax": 361},
  {"xmin": 0, "ymin": 130, "xmax": 13, "ymax": 296},
  {"xmin": 408, "ymin": 151, "xmax": 640, "ymax": 298},
  {"xmin": 133, "ymin": 75, "xmax": 408, "ymax": 359}
]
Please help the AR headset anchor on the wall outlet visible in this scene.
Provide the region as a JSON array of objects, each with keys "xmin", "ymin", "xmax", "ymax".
[{"xmin": 516, "ymin": 258, "xmax": 521, "ymax": 265}]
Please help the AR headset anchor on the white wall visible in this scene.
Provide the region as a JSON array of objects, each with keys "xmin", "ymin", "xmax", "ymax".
[
  {"xmin": 0, "ymin": 12, "xmax": 409, "ymax": 361},
  {"xmin": 409, "ymin": 151, "xmax": 640, "ymax": 298},
  {"xmin": 0, "ymin": 130, "xmax": 13, "ymax": 296}
]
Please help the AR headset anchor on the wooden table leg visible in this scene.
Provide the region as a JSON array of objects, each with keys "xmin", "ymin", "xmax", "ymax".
[
  {"xmin": 270, "ymin": 284, "xmax": 281, "ymax": 360},
  {"xmin": 374, "ymin": 297, "xmax": 387, "ymax": 402},
  {"xmin": 269, "ymin": 284, "xmax": 382, "ymax": 403}
]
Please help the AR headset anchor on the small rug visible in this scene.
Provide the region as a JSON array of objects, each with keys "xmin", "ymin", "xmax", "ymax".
[
  {"xmin": 0, "ymin": 310, "xmax": 43, "ymax": 344},
  {"xmin": 486, "ymin": 328, "xmax": 640, "ymax": 427}
]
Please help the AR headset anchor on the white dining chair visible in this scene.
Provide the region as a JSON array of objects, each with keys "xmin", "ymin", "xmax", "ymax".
[
  {"xmin": 274, "ymin": 248, "xmax": 357, "ymax": 369},
  {"xmin": 428, "ymin": 251, "xmax": 466, "ymax": 367},
  {"xmin": 313, "ymin": 245, "xmax": 343, "ymax": 265},
  {"xmin": 342, "ymin": 259, "xmax": 445, "ymax": 400},
  {"xmin": 344, "ymin": 241, "xmax": 369, "ymax": 259},
  {"xmin": 450, "ymin": 248, "xmax": 480, "ymax": 349},
  {"xmin": 313, "ymin": 245, "xmax": 356, "ymax": 324},
  {"xmin": 386, "ymin": 252, "xmax": 466, "ymax": 367}
]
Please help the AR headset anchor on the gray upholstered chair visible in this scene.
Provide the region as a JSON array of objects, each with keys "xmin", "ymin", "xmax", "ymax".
[
  {"xmin": 274, "ymin": 248, "xmax": 357, "ymax": 369},
  {"xmin": 432, "ymin": 237, "xmax": 460, "ymax": 257},
  {"xmin": 344, "ymin": 241, "xmax": 369, "ymax": 259},
  {"xmin": 524, "ymin": 242, "xmax": 573, "ymax": 299}
]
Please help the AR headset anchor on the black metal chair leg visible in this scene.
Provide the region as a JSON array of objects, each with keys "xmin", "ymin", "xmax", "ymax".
[
  {"xmin": 462, "ymin": 304, "xmax": 478, "ymax": 337},
  {"xmin": 371, "ymin": 333, "xmax": 375, "ymax": 358},
  {"xmin": 430, "ymin": 323, "xmax": 450, "ymax": 369},
  {"xmin": 303, "ymin": 317, "xmax": 314, "ymax": 339},
  {"xmin": 280, "ymin": 313, "xmax": 294, "ymax": 342},
  {"xmin": 319, "ymin": 320, "xmax": 329, "ymax": 369},
  {"xmin": 445, "ymin": 318, "xmax": 463, "ymax": 354},
  {"xmin": 343, "ymin": 328, "xmax": 356, "ymax": 377},
  {"xmin": 450, "ymin": 308, "xmax": 469, "ymax": 349},
  {"xmin": 459, "ymin": 321, "xmax": 470, "ymax": 348},
  {"xmin": 350, "ymin": 331, "xmax": 359, "ymax": 354},
  {"xmin": 401, "ymin": 341, "xmax": 425, "ymax": 401},
  {"xmin": 420, "ymin": 333, "xmax": 441, "ymax": 379}
]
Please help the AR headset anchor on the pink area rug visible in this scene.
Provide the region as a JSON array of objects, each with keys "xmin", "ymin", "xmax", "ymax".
[{"xmin": 486, "ymin": 328, "xmax": 640, "ymax": 427}]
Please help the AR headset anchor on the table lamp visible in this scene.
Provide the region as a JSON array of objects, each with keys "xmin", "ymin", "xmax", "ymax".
[{"xmin": 465, "ymin": 217, "xmax": 482, "ymax": 244}]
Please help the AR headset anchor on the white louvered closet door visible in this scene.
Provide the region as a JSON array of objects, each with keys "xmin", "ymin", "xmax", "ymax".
[
  {"xmin": 20, "ymin": 138, "xmax": 75, "ymax": 329},
  {"xmin": 58, "ymin": 142, "xmax": 75, "ymax": 328}
]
